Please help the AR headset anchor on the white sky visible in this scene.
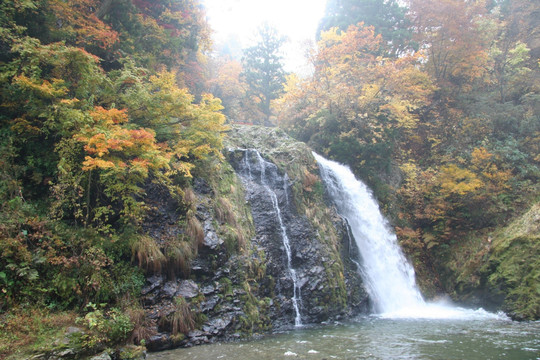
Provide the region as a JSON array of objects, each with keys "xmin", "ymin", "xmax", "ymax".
[{"xmin": 202, "ymin": 0, "xmax": 328, "ymax": 74}]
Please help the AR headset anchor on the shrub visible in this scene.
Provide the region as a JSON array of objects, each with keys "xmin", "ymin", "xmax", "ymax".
[{"xmin": 74, "ymin": 303, "xmax": 134, "ymax": 350}]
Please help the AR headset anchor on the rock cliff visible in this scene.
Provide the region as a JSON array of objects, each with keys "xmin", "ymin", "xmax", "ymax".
[{"xmin": 142, "ymin": 126, "xmax": 368, "ymax": 351}]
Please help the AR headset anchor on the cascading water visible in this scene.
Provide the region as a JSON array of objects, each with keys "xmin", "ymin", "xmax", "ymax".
[
  {"xmin": 314, "ymin": 153, "xmax": 506, "ymax": 320},
  {"xmin": 241, "ymin": 149, "xmax": 303, "ymax": 326},
  {"xmin": 314, "ymin": 152, "xmax": 424, "ymax": 314}
]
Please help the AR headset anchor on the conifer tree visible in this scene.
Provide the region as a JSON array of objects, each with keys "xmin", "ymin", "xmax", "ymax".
[{"xmin": 242, "ymin": 23, "xmax": 286, "ymax": 125}]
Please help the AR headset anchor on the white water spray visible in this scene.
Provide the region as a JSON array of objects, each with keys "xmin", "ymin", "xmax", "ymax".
[{"xmin": 314, "ymin": 153, "xmax": 507, "ymax": 320}]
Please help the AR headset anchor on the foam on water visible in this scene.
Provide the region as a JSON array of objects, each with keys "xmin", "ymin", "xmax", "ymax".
[{"xmin": 378, "ymin": 301, "xmax": 509, "ymax": 320}]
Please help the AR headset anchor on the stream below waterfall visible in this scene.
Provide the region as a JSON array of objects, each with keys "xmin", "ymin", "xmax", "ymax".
[{"xmin": 148, "ymin": 317, "xmax": 540, "ymax": 359}]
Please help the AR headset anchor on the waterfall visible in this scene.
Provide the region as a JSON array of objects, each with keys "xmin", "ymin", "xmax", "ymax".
[
  {"xmin": 314, "ymin": 153, "xmax": 507, "ymax": 320},
  {"xmin": 314, "ymin": 153, "xmax": 425, "ymax": 314},
  {"xmin": 241, "ymin": 149, "xmax": 303, "ymax": 326}
]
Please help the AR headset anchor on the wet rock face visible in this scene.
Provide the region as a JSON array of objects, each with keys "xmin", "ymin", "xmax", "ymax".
[
  {"xmin": 143, "ymin": 271, "xmax": 245, "ymax": 351},
  {"xmin": 227, "ymin": 149, "xmax": 368, "ymax": 326},
  {"xmin": 228, "ymin": 149, "xmax": 303, "ymax": 326},
  {"xmin": 142, "ymin": 180, "xmax": 248, "ymax": 351}
]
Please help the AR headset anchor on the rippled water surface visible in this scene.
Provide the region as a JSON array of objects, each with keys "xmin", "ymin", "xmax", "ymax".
[{"xmin": 148, "ymin": 316, "xmax": 540, "ymax": 360}]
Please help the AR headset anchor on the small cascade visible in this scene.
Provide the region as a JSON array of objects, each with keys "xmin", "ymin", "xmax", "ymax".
[
  {"xmin": 314, "ymin": 152, "xmax": 425, "ymax": 314},
  {"xmin": 241, "ymin": 149, "xmax": 303, "ymax": 326},
  {"xmin": 283, "ymin": 173, "xmax": 291, "ymax": 206}
]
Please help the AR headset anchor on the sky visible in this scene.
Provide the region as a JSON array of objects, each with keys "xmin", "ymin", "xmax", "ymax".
[{"xmin": 201, "ymin": 0, "xmax": 328, "ymax": 74}]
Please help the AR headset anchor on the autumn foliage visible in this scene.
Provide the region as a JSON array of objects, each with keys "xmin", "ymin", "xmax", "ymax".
[
  {"xmin": 275, "ymin": 0, "xmax": 539, "ymax": 297},
  {"xmin": 0, "ymin": 0, "xmax": 226, "ymax": 321}
]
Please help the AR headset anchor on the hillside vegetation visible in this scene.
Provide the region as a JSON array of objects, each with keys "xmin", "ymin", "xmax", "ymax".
[
  {"xmin": 0, "ymin": 0, "xmax": 539, "ymax": 358},
  {"xmin": 272, "ymin": 0, "xmax": 539, "ymax": 316},
  {"xmin": 0, "ymin": 0, "xmax": 227, "ymax": 357}
]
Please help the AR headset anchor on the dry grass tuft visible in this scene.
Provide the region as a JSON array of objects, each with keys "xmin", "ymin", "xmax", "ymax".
[
  {"xmin": 166, "ymin": 240, "xmax": 194, "ymax": 278},
  {"xmin": 214, "ymin": 197, "xmax": 237, "ymax": 226},
  {"xmin": 160, "ymin": 297, "xmax": 195, "ymax": 336},
  {"xmin": 305, "ymin": 204, "xmax": 316, "ymax": 220},
  {"xmin": 186, "ymin": 216, "xmax": 204, "ymax": 251},
  {"xmin": 302, "ymin": 169, "xmax": 319, "ymax": 192},
  {"xmin": 131, "ymin": 235, "xmax": 166, "ymax": 274},
  {"xmin": 183, "ymin": 187, "xmax": 196, "ymax": 210},
  {"xmin": 235, "ymin": 228, "xmax": 246, "ymax": 252},
  {"xmin": 126, "ymin": 306, "xmax": 156, "ymax": 345}
]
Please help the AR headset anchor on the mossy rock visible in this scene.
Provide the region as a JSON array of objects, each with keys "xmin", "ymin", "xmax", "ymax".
[{"xmin": 481, "ymin": 202, "xmax": 540, "ymax": 320}]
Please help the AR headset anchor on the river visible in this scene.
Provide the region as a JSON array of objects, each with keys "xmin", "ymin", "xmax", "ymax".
[{"xmin": 148, "ymin": 316, "xmax": 539, "ymax": 359}]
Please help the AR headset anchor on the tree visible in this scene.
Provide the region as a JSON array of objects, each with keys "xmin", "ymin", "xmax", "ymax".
[
  {"xmin": 0, "ymin": 0, "xmax": 234, "ymax": 337},
  {"xmin": 207, "ymin": 57, "xmax": 260, "ymax": 123},
  {"xmin": 242, "ymin": 23, "xmax": 286, "ymax": 125},
  {"xmin": 318, "ymin": 0, "xmax": 412, "ymax": 56},
  {"xmin": 492, "ymin": 0, "xmax": 540, "ymax": 61},
  {"xmin": 47, "ymin": 0, "xmax": 119, "ymax": 50},
  {"xmin": 485, "ymin": 0, "xmax": 537, "ymax": 103},
  {"xmin": 409, "ymin": 0, "xmax": 490, "ymax": 90},
  {"xmin": 276, "ymin": 23, "xmax": 435, "ymax": 193}
]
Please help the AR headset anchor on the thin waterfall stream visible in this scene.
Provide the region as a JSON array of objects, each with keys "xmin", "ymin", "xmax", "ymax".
[{"xmin": 242, "ymin": 149, "xmax": 303, "ymax": 326}]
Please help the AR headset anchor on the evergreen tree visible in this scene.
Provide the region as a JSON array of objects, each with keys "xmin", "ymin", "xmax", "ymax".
[{"xmin": 242, "ymin": 23, "xmax": 286, "ymax": 125}]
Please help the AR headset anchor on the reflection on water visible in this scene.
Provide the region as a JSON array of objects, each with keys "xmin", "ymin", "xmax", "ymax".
[{"xmin": 148, "ymin": 316, "xmax": 540, "ymax": 360}]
